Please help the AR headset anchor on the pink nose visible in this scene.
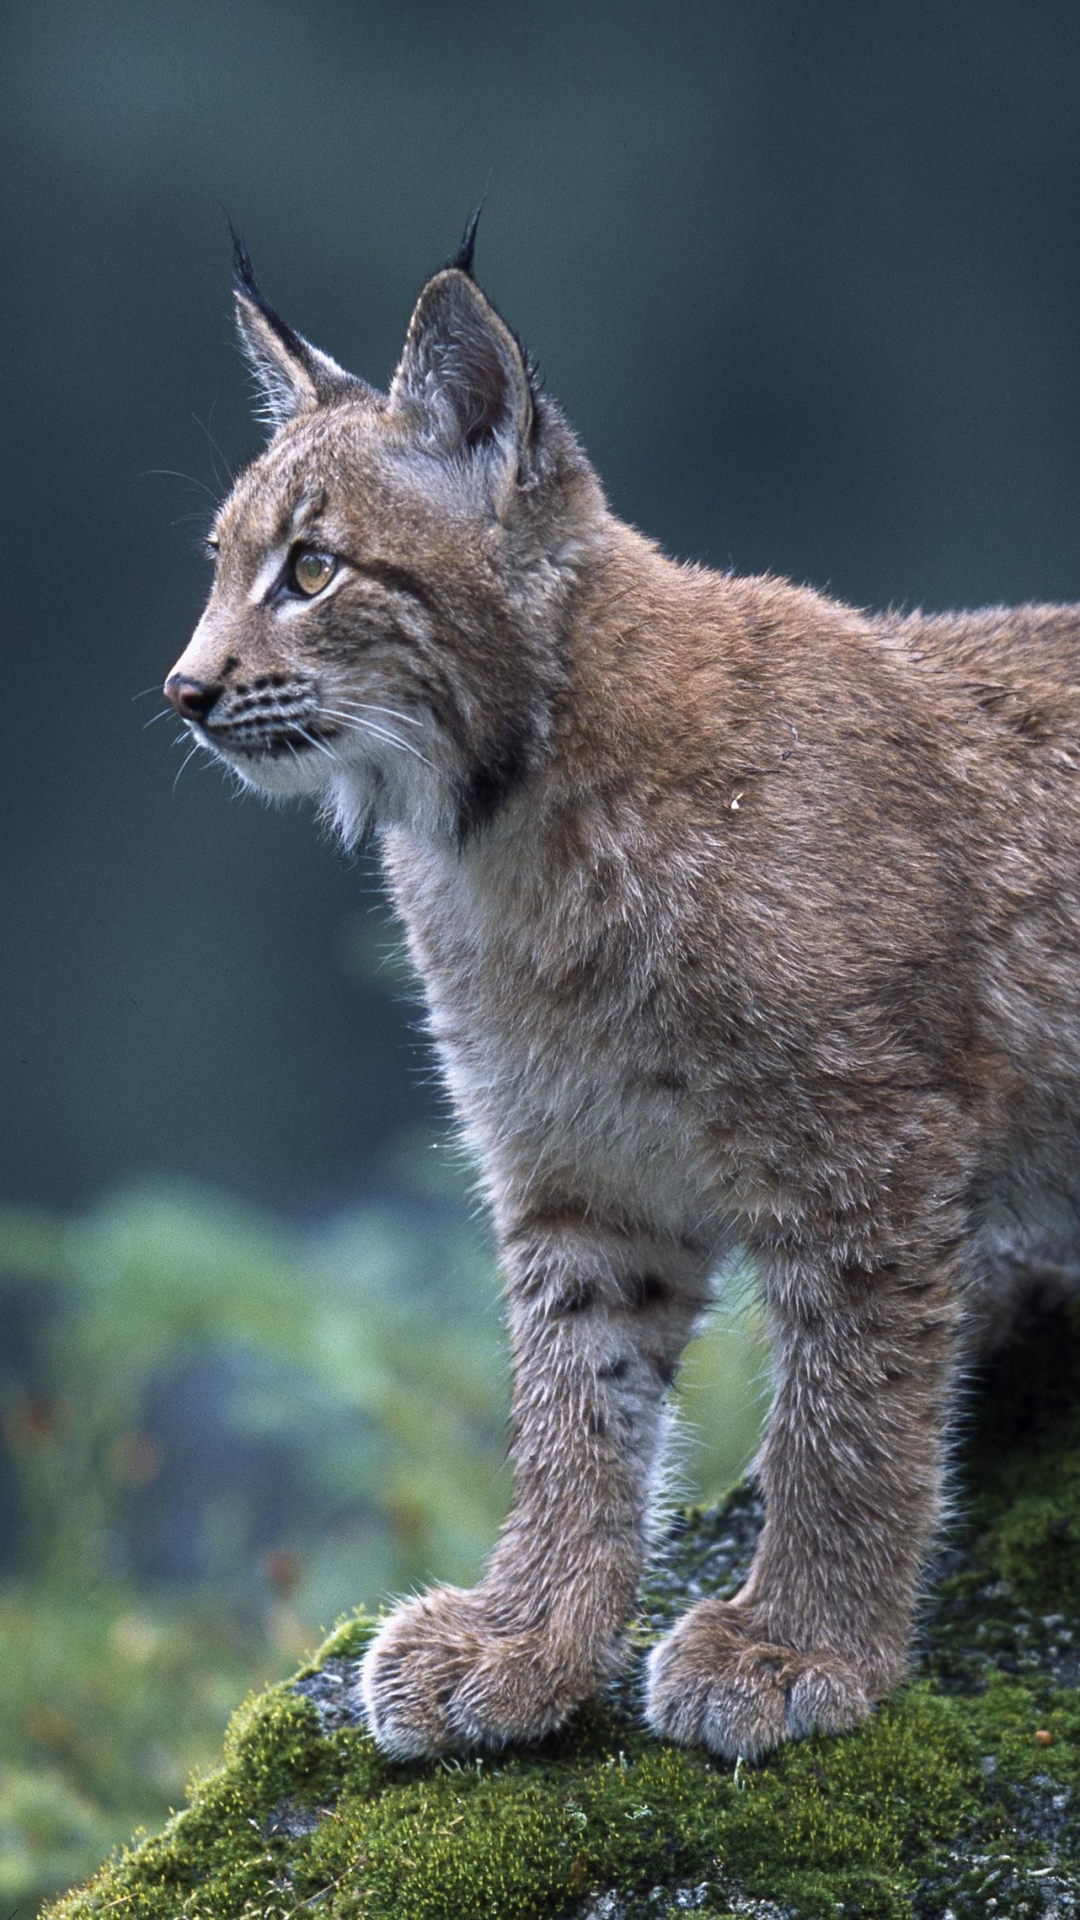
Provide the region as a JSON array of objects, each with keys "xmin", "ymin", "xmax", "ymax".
[{"xmin": 164, "ymin": 674, "xmax": 220, "ymax": 722}]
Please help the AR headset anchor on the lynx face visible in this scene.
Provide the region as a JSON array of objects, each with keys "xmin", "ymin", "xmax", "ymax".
[{"xmin": 166, "ymin": 241, "xmax": 598, "ymax": 845}]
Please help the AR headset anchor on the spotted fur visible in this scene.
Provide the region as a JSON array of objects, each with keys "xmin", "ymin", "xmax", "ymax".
[{"xmin": 165, "ymin": 238, "xmax": 1080, "ymax": 1763}]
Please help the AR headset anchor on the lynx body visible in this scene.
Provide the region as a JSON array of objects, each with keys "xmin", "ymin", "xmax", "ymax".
[{"xmin": 165, "ymin": 230, "xmax": 1080, "ymax": 1761}]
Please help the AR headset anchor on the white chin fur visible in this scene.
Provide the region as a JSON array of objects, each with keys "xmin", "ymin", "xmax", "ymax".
[
  {"xmin": 320, "ymin": 767, "xmax": 376, "ymax": 848},
  {"xmin": 208, "ymin": 736, "xmax": 441, "ymax": 846},
  {"xmin": 223, "ymin": 748, "xmax": 384, "ymax": 846},
  {"xmin": 224, "ymin": 749, "xmax": 327, "ymax": 798}
]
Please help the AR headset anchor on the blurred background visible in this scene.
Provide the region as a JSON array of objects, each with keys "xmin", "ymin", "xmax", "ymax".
[{"xmin": 5, "ymin": 0, "xmax": 1080, "ymax": 1905}]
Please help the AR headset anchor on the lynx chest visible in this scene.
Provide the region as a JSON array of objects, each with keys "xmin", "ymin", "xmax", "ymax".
[{"xmin": 383, "ymin": 826, "xmax": 731, "ymax": 1237}]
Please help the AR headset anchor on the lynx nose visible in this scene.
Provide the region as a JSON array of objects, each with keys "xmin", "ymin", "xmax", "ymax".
[{"xmin": 164, "ymin": 674, "xmax": 220, "ymax": 722}]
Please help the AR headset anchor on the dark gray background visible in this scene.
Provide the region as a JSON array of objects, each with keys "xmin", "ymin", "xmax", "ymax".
[{"xmin": 6, "ymin": 0, "xmax": 1080, "ymax": 1214}]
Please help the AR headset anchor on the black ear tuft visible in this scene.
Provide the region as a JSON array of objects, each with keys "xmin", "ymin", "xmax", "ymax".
[
  {"xmin": 229, "ymin": 219, "xmax": 257, "ymax": 298},
  {"xmin": 229, "ymin": 222, "xmax": 317, "ymax": 377},
  {"xmin": 448, "ymin": 201, "xmax": 485, "ymax": 279},
  {"xmin": 227, "ymin": 225, "xmax": 363, "ymax": 435}
]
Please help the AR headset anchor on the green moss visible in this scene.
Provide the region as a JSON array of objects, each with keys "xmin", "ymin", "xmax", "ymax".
[
  {"xmin": 47, "ymin": 1681, "xmax": 1062, "ymax": 1920},
  {"xmin": 44, "ymin": 1307, "xmax": 1080, "ymax": 1920}
]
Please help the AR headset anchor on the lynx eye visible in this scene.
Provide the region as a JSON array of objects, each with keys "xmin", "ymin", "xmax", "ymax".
[{"xmin": 290, "ymin": 548, "xmax": 337, "ymax": 597}]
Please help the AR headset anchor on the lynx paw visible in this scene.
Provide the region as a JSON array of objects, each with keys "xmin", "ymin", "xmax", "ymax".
[
  {"xmin": 357, "ymin": 1587, "xmax": 592, "ymax": 1760},
  {"xmin": 645, "ymin": 1600, "xmax": 872, "ymax": 1761}
]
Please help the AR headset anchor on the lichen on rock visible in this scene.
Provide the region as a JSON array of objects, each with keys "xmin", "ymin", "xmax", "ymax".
[{"xmin": 45, "ymin": 1305, "xmax": 1080, "ymax": 1920}]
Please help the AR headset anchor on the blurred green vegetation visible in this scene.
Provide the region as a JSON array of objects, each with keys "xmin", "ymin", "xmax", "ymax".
[{"xmin": 0, "ymin": 1157, "xmax": 766, "ymax": 1912}]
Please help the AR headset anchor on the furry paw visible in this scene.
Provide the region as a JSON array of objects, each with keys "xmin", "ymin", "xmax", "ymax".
[
  {"xmin": 645, "ymin": 1599, "xmax": 872, "ymax": 1761},
  {"xmin": 357, "ymin": 1587, "xmax": 592, "ymax": 1760}
]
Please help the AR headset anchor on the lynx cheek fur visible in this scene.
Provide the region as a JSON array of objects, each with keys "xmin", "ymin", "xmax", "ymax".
[{"xmin": 165, "ymin": 222, "xmax": 1080, "ymax": 1764}]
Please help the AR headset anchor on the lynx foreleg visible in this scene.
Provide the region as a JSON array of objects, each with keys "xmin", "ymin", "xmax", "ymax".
[
  {"xmin": 358, "ymin": 1220, "xmax": 708, "ymax": 1758},
  {"xmin": 647, "ymin": 1222, "xmax": 964, "ymax": 1760}
]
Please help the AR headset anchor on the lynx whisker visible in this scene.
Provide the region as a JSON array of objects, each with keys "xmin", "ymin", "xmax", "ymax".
[
  {"xmin": 318, "ymin": 708, "xmax": 436, "ymax": 770},
  {"xmin": 139, "ymin": 466, "xmax": 221, "ymax": 502},
  {"xmin": 331, "ymin": 698, "xmax": 426, "ymax": 729},
  {"xmin": 293, "ymin": 725, "xmax": 336, "ymax": 762},
  {"xmin": 171, "ymin": 740, "xmax": 204, "ymax": 794},
  {"xmin": 193, "ymin": 400, "xmax": 236, "ymax": 493}
]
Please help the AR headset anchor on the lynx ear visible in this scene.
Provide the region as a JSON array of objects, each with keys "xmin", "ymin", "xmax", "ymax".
[
  {"xmin": 232, "ymin": 233, "xmax": 358, "ymax": 433},
  {"xmin": 389, "ymin": 267, "xmax": 534, "ymax": 487}
]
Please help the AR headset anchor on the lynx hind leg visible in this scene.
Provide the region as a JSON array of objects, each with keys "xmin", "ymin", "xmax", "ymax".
[
  {"xmin": 647, "ymin": 1225, "xmax": 963, "ymax": 1761},
  {"xmin": 358, "ymin": 1221, "xmax": 709, "ymax": 1758}
]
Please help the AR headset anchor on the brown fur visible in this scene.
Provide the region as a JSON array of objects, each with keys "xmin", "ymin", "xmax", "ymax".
[{"xmin": 165, "ymin": 243, "xmax": 1080, "ymax": 1762}]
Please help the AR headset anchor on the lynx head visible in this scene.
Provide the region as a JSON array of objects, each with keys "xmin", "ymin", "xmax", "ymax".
[{"xmin": 165, "ymin": 222, "xmax": 604, "ymax": 845}]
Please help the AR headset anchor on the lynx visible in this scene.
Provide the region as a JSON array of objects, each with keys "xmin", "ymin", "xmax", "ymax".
[{"xmin": 165, "ymin": 218, "xmax": 1080, "ymax": 1763}]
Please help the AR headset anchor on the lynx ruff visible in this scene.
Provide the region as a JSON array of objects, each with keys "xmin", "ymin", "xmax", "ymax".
[{"xmin": 165, "ymin": 224, "xmax": 1080, "ymax": 1764}]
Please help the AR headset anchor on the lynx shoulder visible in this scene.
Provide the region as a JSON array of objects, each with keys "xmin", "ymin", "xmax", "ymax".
[{"xmin": 165, "ymin": 228, "xmax": 1080, "ymax": 1761}]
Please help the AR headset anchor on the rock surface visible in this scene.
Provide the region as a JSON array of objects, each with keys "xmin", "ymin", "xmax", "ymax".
[{"xmin": 46, "ymin": 1305, "xmax": 1080, "ymax": 1919}]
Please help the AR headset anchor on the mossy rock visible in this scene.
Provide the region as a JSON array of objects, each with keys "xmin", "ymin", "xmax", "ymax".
[{"xmin": 46, "ymin": 1308, "xmax": 1080, "ymax": 1920}]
